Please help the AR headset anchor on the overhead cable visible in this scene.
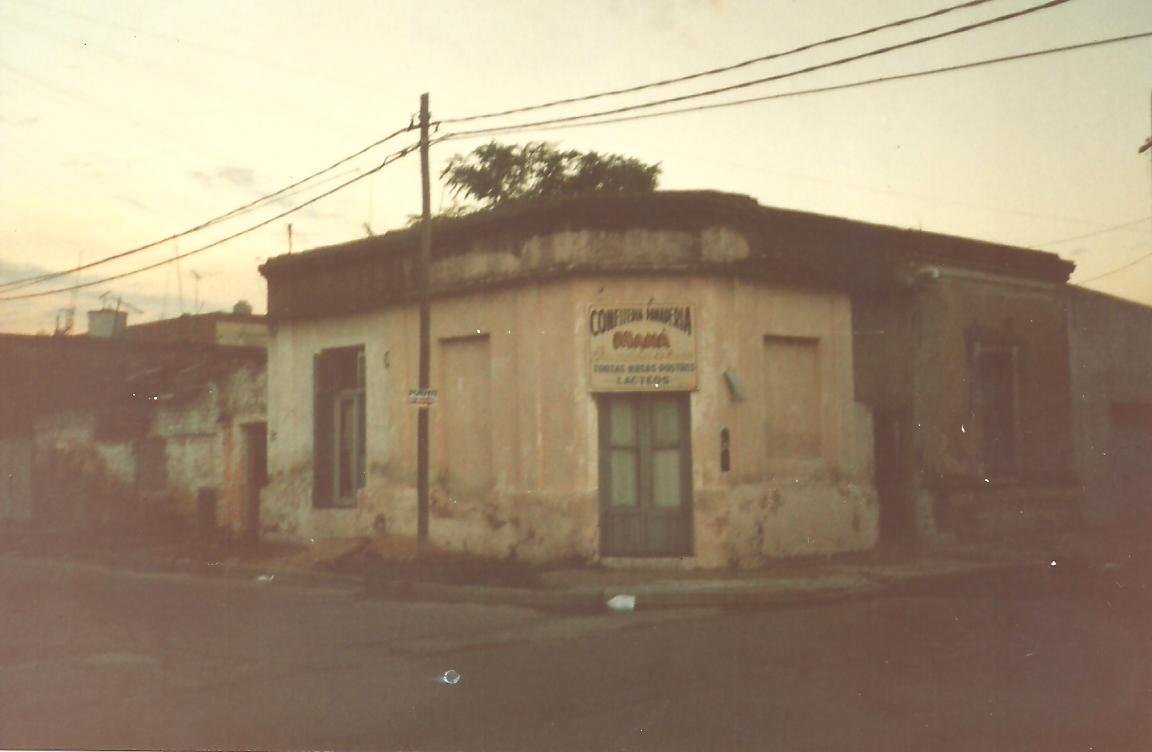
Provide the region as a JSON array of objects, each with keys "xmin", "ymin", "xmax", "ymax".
[
  {"xmin": 437, "ymin": 0, "xmax": 1074, "ymax": 139},
  {"xmin": 1030, "ymin": 213, "xmax": 1152, "ymax": 247},
  {"xmin": 439, "ymin": 32, "xmax": 1151, "ymax": 139},
  {"xmin": 0, "ymin": 143, "xmax": 420, "ymax": 302},
  {"xmin": 440, "ymin": 0, "xmax": 1003, "ymax": 124},
  {"xmin": 0, "ymin": 125, "xmax": 414, "ymax": 291},
  {"xmin": 1076, "ymin": 244, "xmax": 1152, "ymax": 285}
]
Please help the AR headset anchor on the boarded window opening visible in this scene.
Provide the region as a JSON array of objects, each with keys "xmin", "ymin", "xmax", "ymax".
[
  {"xmin": 441, "ymin": 335, "xmax": 493, "ymax": 494},
  {"xmin": 763, "ymin": 336, "xmax": 821, "ymax": 458}
]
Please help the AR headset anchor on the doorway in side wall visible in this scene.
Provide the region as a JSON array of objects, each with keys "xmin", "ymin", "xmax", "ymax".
[
  {"xmin": 874, "ymin": 410, "xmax": 912, "ymax": 542},
  {"xmin": 244, "ymin": 422, "xmax": 268, "ymax": 542}
]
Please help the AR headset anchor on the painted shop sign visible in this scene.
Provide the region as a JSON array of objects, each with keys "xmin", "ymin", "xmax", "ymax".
[{"xmin": 588, "ymin": 303, "xmax": 697, "ymax": 392}]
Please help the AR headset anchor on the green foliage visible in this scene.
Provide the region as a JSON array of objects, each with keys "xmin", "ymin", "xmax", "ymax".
[{"xmin": 440, "ymin": 141, "xmax": 661, "ymax": 208}]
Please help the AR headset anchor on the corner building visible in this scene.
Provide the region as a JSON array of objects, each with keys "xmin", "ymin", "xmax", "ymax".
[{"xmin": 258, "ymin": 191, "xmax": 1074, "ymax": 566}]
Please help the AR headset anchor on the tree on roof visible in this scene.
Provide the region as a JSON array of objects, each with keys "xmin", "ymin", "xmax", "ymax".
[{"xmin": 440, "ymin": 141, "xmax": 661, "ymax": 209}]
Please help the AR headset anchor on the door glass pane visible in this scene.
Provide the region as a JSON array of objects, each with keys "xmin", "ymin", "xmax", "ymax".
[
  {"xmin": 651, "ymin": 448, "xmax": 682, "ymax": 508},
  {"xmin": 650, "ymin": 396, "xmax": 681, "ymax": 447},
  {"xmin": 609, "ymin": 399, "xmax": 637, "ymax": 446},
  {"xmin": 337, "ymin": 395, "xmax": 355, "ymax": 498},
  {"xmin": 609, "ymin": 449, "xmax": 638, "ymax": 507}
]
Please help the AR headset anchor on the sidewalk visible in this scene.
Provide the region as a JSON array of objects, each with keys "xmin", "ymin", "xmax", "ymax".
[{"xmin": 1, "ymin": 525, "xmax": 1146, "ymax": 611}]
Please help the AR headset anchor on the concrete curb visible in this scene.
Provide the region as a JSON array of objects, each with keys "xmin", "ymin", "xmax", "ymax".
[
  {"xmin": 875, "ymin": 560, "xmax": 1044, "ymax": 595},
  {"xmin": 0, "ymin": 546, "xmax": 1065, "ymax": 613},
  {"xmin": 2, "ymin": 550, "xmax": 365, "ymax": 592},
  {"xmin": 367, "ymin": 579, "xmax": 608, "ymax": 612}
]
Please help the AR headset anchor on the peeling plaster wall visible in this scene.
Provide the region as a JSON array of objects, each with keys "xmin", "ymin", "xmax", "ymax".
[
  {"xmin": 32, "ymin": 410, "xmax": 136, "ymax": 528},
  {"xmin": 148, "ymin": 363, "xmax": 266, "ymax": 534},
  {"xmin": 909, "ymin": 273, "xmax": 1078, "ymax": 534},
  {"xmin": 0, "ymin": 437, "xmax": 33, "ymax": 522},
  {"xmin": 262, "ymin": 280, "xmax": 601, "ymax": 561},
  {"xmin": 0, "ymin": 335, "xmax": 266, "ymax": 536},
  {"xmin": 264, "ymin": 224, "xmax": 876, "ymax": 565},
  {"xmin": 657, "ymin": 274, "xmax": 877, "ymax": 566},
  {"xmin": 855, "ymin": 270, "xmax": 1079, "ymax": 539},
  {"xmin": 15, "ymin": 361, "xmax": 265, "ymax": 535}
]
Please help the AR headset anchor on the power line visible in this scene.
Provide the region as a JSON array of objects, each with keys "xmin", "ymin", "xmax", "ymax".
[
  {"xmin": 439, "ymin": 32, "xmax": 1152, "ymax": 140},
  {"xmin": 0, "ymin": 143, "xmax": 419, "ymax": 302},
  {"xmin": 436, "ymin": 0, "xmax": 1074, "ymax": 139},
  {"xmin": 0, "ymin": 125, "xmax": 414, "ymax": 291},
  {"xmin": 1030, "ymin": 214, "xmax": 1152, "ymax": 247},
  {"xmin": 440, "ymin": 0, "xmax": 1003, "ymax": 124},
  {"xmin": 0, "ymin": 60, "xmax": 234, "ymax": 163},
  {"xmin": 1076, "ymin": 243, "xmax": 1152, "ymax": 285},
  {"xmin": 6, "ymin": 0, "xmax": 391, "ymax": 98},
  {"xmin": 0, "ymin": 10, "xmax": 366, "ymax": 141}
]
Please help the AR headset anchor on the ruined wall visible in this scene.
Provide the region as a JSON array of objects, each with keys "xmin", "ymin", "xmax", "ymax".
[
  {"xmin": 910, "ymin": 270, "xmax": 1078, "ymax": 534},
  {"xmin": 263, "ymin": 225, "xmax": 876, "ymax": 565},
  {"xmin": 31, "ymin": 410, "xmax": 137, "ymax": 528},
  {"xmin": 0, "ymin": 437, "xmax": 33, "ymax": 522},
  {"xmin": 146, "ymin": 362, "xmax": 266, "ymax": 535},
  {"xmin": 0, "ymin": 335, "xmax": 266, "ymax": 537}
]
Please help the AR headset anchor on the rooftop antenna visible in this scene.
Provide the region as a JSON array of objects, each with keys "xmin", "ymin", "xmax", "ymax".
[
  {"xmin": 55, "ymin": 249, "xmax": 83, "ymax": 335},
  {"xmin": 174, "ymin": 237, "xmax": 185, "ymax": 315},
  {"xmin": 287, "ymin": 223, "xmax": 293, "ymax": 254},
  {"xmin": 99, "ymin": 290, "xmax": 143, "ymax": 315},
  {"xmin": 190, "ymin": 269, "xmax": 202, "ymax": 314}
]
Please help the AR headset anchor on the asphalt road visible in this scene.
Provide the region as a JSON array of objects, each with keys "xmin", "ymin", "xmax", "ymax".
[{"xmin": 0, "ymin": 554, "xmax": 1148, "ymax": 751}]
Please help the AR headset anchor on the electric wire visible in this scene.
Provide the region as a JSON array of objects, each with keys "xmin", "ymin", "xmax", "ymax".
[
  {"xmin": 0, "ymin": 125, "xmax": 414, "ymax": 291},
  {"xmin": 440, "ymin": 0, "xmax": 1004, "ymax": 124},
  {"xmin": 436, "ymin": 0, "xmax": 1074, "ymax": 139},
  {"xmin": 438, "ymin": 32, "xmax": 1151, "ymax": 139},
  {"xmin": 0, "ymin": 143, "xmax": 420, "ymax": 302},
  {"xmin": 1031, "ymin": 214, "xmax": 1152, "ymax": 247},
  {"xmin": 1076, "ymin": 242, "xmax": 1152, "ymax": 285}
]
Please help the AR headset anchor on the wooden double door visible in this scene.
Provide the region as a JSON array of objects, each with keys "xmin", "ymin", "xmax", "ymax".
[{"xmin": 599, "ymin": 393, "xmax": 693, "ymax": 557}]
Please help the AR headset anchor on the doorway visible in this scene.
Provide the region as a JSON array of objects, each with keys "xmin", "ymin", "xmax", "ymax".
[
  {"xmin": 599, "ymin": 393, "xmax": 693, "ymax": 557},
  {"xmin": 244, "ymin": 422, "xmax": 268, "ymax": 542},
  {"xmin": 874, "ymin": 410, "xmax": 911, "ymax": 541}
]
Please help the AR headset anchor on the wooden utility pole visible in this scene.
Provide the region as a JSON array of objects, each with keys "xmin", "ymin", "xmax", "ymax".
[{"xmin": 417, "ymin": 93, "xmax": 432, "ymax": 552}]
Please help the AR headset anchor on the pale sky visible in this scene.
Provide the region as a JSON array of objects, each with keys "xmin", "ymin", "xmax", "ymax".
[{"xmin": 1, "ymin": 0, "xmax": 1150, "ymax": 333}]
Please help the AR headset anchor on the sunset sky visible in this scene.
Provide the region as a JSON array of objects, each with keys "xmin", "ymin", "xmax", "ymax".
[{"xmin": 1, "ymin": 0, "xmax": 1150, "ymax": 333}]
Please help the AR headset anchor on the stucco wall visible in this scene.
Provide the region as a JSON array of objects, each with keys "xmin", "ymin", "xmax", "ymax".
[
  {"xmin": 910, "ymin": 272, "xmax": 1078, "ymax": 532},
  {"xmin": 263, "ymin": 257, "xmax": 877, "ymax": 565},
  {"xmin": 1068, "ymin": 288, "xmax": 1152, "ymax": 525},
  {"xmin": 854, "ymin": 269, "xmax": 1079, "ymax": 538}
]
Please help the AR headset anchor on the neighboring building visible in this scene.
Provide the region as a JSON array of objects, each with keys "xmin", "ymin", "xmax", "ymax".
[
  {"xmin": 125, "ymin": 302, "xmax": 268, "ymax": 348},
  {"xmin": 258, "ymin": 191, "xmax": 1081, "ymax": 566},
  {"xmin": 851, "ymin": 225, "xmax": 1078, "ymax": 540},
  {"xmin": 0, "ymin": 324, "xmax": 267, "ymax": 538},
  {"xmin": 1067, "ymin": 288, "xmax": 1152, "ymax": 527}
]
